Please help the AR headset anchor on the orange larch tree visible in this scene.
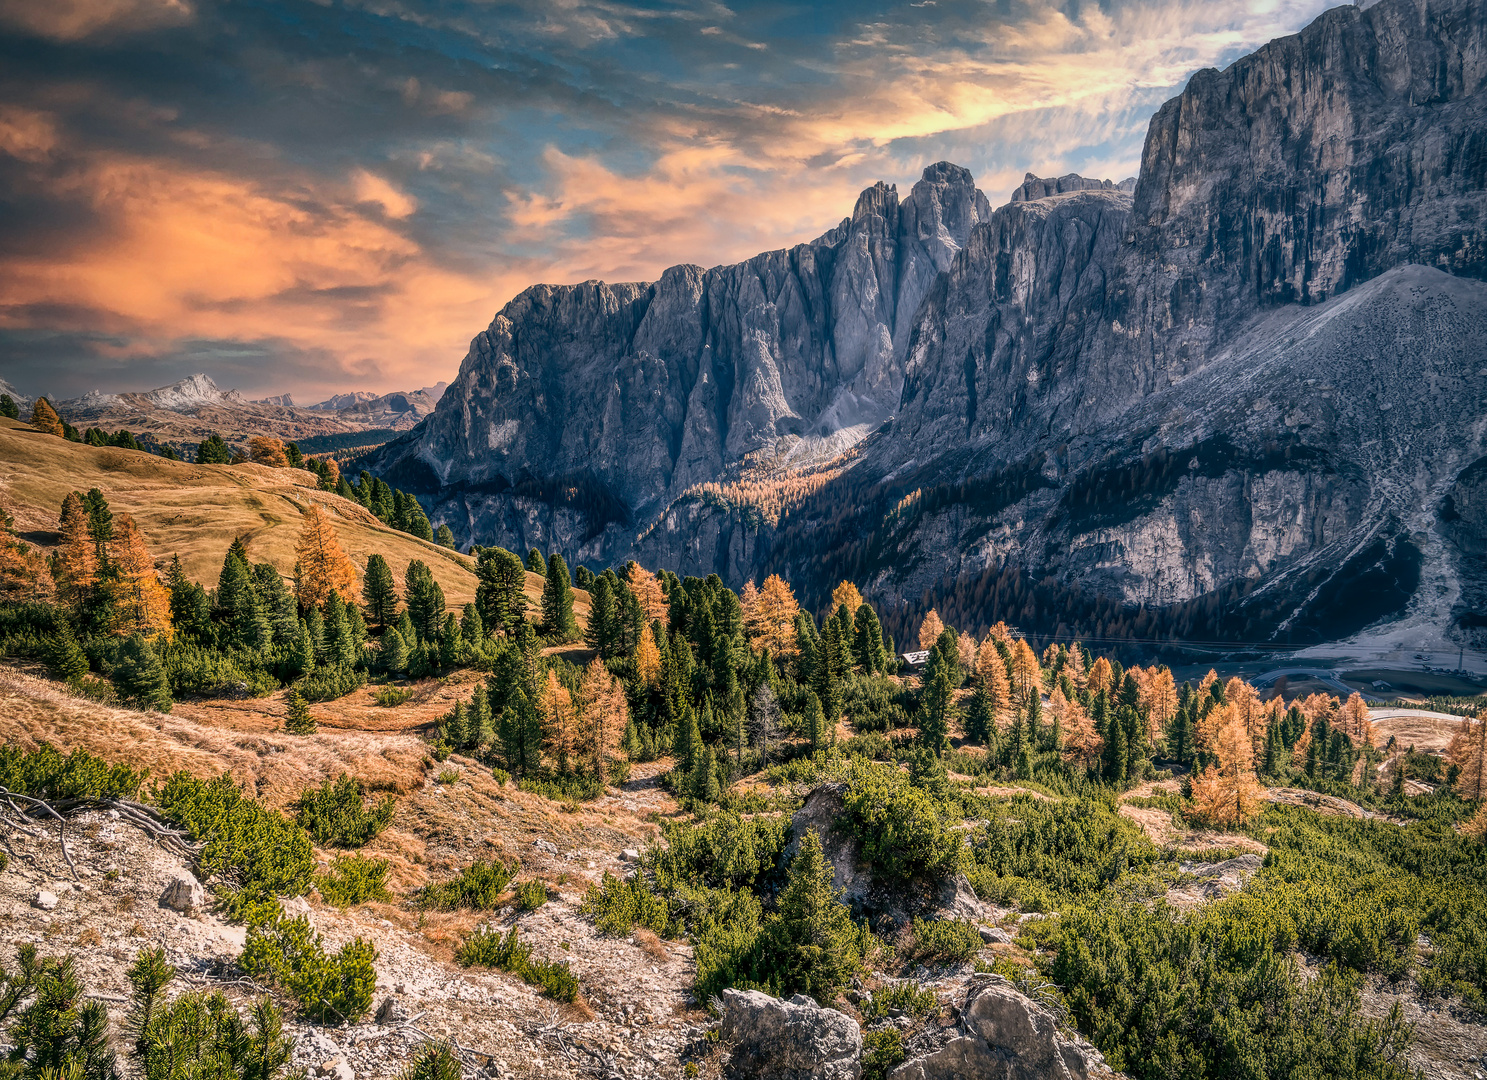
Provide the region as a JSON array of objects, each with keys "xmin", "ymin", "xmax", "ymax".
[
  {"xmin": 916, "ymin": 610, "xmax": 944, "ymax": 652},
  {"xmin": 626, "ymin": 563, "xmax": 669, "ymax": 624},
  {"xmin": 107, "ymin": 514, "xmax": 172, "ymax": 640},
  {"xmin": 1190, "ymin": 709, "xmax": 1265, "ymax": 827},
  {"xmin": 1088, "ymin": 656, "xmax": 1114, "ymax": 697},
  {"xmin": 537, "ymin": 669, "xmax": 580, "ymax": 771},
  {"xmin": 1065, "ymin": 642, "xmax": 1087, "ymax": 690},
  {"xmin": 742, "ymin": 574, "xmax": 800, "ymax": 658},
  {"xmin": 52, "ymin": 492, "xmax": 97, "ymax": 605},
  {"xmin": 635, "ymin": 623, "xmax": 663, "ymax": 687},
  {"xmin": 830, "ymin": 581, "xmax": 864, "ymax": 615},
  {"xmin": 294, "ymin": 503, "xmax": 358, "ymax": 611},
  {"xmin": 31, "ymin": 397, "xmax": 63, "ymax": 436},
  {"xmin": 1010, "ymin": 638, "xmax": 1041, "ymax": 702},
  {"xmin": 956, "ymin": 633, "xmax": 978, "ymax": 673},
  {"xmin": 0, "ymin": 501, "xmax": 54, "ymax": 605},
  {"xmin": 1140, "ymin": 666, "xmax": 1178, "ymax": 746},
  {"xmin": 248, "ymin": 436, "xmax": 290, "ymax": 467},
  {"xmin": 1337, "ymin": 693, "xmax": 1376, "ymax": 748},
  {"xmin": 1448, "ymin": 718, "xmax": 1486, "ymax": 801},
  {"xmin": 578, "ymin": 659, "xmax": 628, "ymax": 778},
  {"xmin": 1052, "ymin": 685, "xmax": 1102, "ymax": 771}
]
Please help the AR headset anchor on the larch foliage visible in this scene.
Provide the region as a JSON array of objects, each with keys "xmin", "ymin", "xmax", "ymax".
[
  {"xmin": 578, "ymin": 659, "xmax": 627, "ymax": 777},
  {"xmin": 1010, "ymin": 638, "xmax": 1041, "ymax": 702},
  {"xmin": 1224, "ymin": 677, "xmax": 1263, "ymax": 759},
  {"xmin": 1190, "ymin": 709, "xmax": 1265, "ymax": 827},
  {"xmin": 1448, "ymin": 718, "xmax": 1486, "ymax": 801},
  {"xmin": 294, "ymin": 504, "xmax": 358, "ymax": 611},
  {"xmin": 108, "ymin": 514, "xmax": 172, "ymax": 640},
  {"xmin": 625, "ymin": 563, "xmax": 669, "ymax": 623},
  {"xmin": 635, "ymin": 623, "xmax": 663, "ymax": 687},
  {"xmin": 1194, "ymin": 699, "xmax": 1236, "ymax": 759},
  {"xmin": 31, "ymin": 397, "xmax": 63, "ymax": 436},
  {"xmin": 1337, "ymin": 693, "xmax": 1376, "ymax": 748},
  {"xmin": 53, "ymin": 492, "xmax": 98, "ymax": 604},
  {"xmin": 1087, "ymin": 656, "xmax": 1114, "ymax": 697},
  {"xmin": 742, "ymin": 574, "xmax": 800, "ymax": 658},
  {"xmin": 1065, "ymin": 642, "xmax": 1087, "ymax": 689},
  {"xmin": 1138, "ymin": 666, "xmax": 1178, "ymax": 745},
  {"xmin": 830, "ymin": 581, "xmax": 864, "ymax": 615},
  {"xmin": 1461, "ymin": 802, "xmax": 1487, "ymax": 842},
  {"xmin": 977, "ymin": 639, "xmax": 1011, "ymax": 724},
  {"xmin": 248, "ymin": 436, "xmax": 289, "ymax": 467},
  {"xmin": 1197, "ymin": 669, "xmax": 1219, "ymax": 702},
  {"xmin": 1052, "ymin": 686, "xmax": 1102, "ymax": 771},
  {"xmin": 0, "ymin": 501, "xmax": 54, "ymax": 604},
  {"xmin": 956, "ymin": 633, "xmax": 978, "ymax": 674},
  {"xmin": 916, "ymin": 610, "xmax": 944, "ymax": 652},
  {"xmin": 537, "ymin": 669, "xmax": 580, "ymax": 771}
]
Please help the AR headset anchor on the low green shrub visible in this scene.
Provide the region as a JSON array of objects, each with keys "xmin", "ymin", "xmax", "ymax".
[
  {"xmin": 841, "ymin": 758, "xmax": 961, "ymax": 881},
  {"xmin": 862, "ymin": 980, "xmax": 938, "ymax": 1020},
  {"xmin": 861, "ymin": 1028, "xmax": 906, "ymax": 1080},
  {"xmin": 907, "ymin": 918, "xmax": 982, "ymax": 962},
  {"xmin": 159, "ymin": 642, "xmax": 277, "ymax": 699},
  {"xmin": 397, "ymin": 1041, "xmax": 461, "ymax": 1080},
  {"xmin": 293, "ymin": 774, "xmax": 396, "ymax": 848},
  {"xmin": 374, "ymin": 686, "xmax": 413, "ymax": 707},
  {"xmin": 296, "ymin": 663, "xmax": 366, "ymax": 703},
  {"xmin": 0, "ymin": 741, "xmax": 146, "ymax": 801},
  {"xmin": 315, "ymin": 853, "xmax": 392, "ymax": 908},
  {"xmin": 580, "ymin": 872, "xmax": 673, "ymax": 937},
  {"xmin": 240, "ymin": 911, "xmax": 379, "ymax": 1024},
  {"xmin": 648, "ymin": 811, "xmax": 788, "ymax": 892},
  {"xmin": 418, "ymin": 859, "xmax": 517, "ymax": 911},
  {"xmin": 514, "ymin": 879, "xmax": 549, "ymax": 912},
  {"xmin": 518, "ymin": 772, "xmax": 606, "ymax": 802},
  {"xmin": 435, "ymin": 768, "xmax": 459, "ymax": 785},
  {"xmin": 154, "ymin": 771, "xmax": 313, "ymax": 908},
  {"xmin": 454, "ymin": 926, "xmax": 578, "ymax": 1002}
]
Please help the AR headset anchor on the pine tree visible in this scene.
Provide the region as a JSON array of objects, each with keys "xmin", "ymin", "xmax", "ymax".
[
  {"xmin": 114, "ymin": 634, "xmax": 172, "ymax": 712},
  {"xmin": 83, "ymin": 488, "xmax": 113, "ymax": 571},
  {"xmin": 218, "ymin": 548, "xmax": 270, "ymax": 649},
  {"xmin": 322, "ymin": 591, "xmax": 356, "ymax": 667},
  {"xmin": 289, "ymin": 619, "xmax": 315, "ymax": 677},
  {"xmin": 404, "ymin": 560, "xmax": 446, "ymax": 642},
  {"xmin": 527, "ymin": 548, "xmax": 547, "ymax": 576},
  {"xmin": 470, "ymin": 684, "xmax": 494, "ymax": 752},
  {"xmin": 539, "ymin": 554, "xmax": 578, "ymax": 642},
  {"xmin": 690, "ymin": 745, "xmax": 719, "ymax": 803},
  {"xmin": 361, "ymin": 554, "xmax": 399, "ymax": 630},
  {"xmin": 812, "ymin": 620, "xmax": 845, "ymax": 725},
  {"xmin": 284, "ymin": 687, "xmax": 316, "ymax": 734},
  {"xmin": 435, "ymin": 524, "xmax": 456, "ymax": 549},
  {"xmin": 674, "ymin": 700, "xmax": 702, "ymax": 774},
  {"xmin": 1103, "ymin": 706, "xmax": 1127, "ymax": 785},
  {"xmin": 853, "ymin": 604, "xmax": 886, "ymax": 674},
  {"xmin": 379, "ymin": 627, "xmax": 409, "ymax": 674},
  {"xmin": 439, "ymin": 612, "xmax": 461, "ymax": 671},
  {"xmin": 460, "ymin": 603, "xmax": 485, "ymax": 649},
  {"xmin": 0, "ymin": 392, "xmax": 17, "ymax": 419},
  {"xmin": 474, "ymin": 546, "xmax": 527, "ymax": 636},
  {"xmin": 195, "ymin": 433, "xmax": 232, "ymax": 464},
  {"xmin": 965, "ymin": 685, "xmax": 997, "ymax": 750},
  {"xmin": 44, "ymin": 624, "xmax": 89, "ymax": 682},
  {"xmin": 165, "ymin": 556, "xmax": 210, "ymax": 641},
  {"xmin": 499, "ymin": 686, "xmax": 543, "ymax": 776},
  {"xmin": 444, "ymin": 701, "xmax": 468, "ymax": 751},
  {"xmin": 803, "ymin": 691, "xmax": 827, "ymax": 755},
  {"xmin": 919, "ymin": 667, "xmax": 955, "ymax": 755},
  {"xmin": 584, "ymin": 574, "xmax": 618, "ymax": 657},
  {"xmin": 764, "ymin": 829, "xmax": 864, "ymax": 1001},
  {"xmin": 253, "ymin": 563, "xmax": 298, "ymax": 645}
]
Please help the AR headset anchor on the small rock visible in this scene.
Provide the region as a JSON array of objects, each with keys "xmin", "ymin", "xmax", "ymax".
[
  {"xmin": 32, "ymin": 891, "xmax": 58, "ymax": 911},
  {"xmin": 621, "ymin": 849, "xmax": 641, "ymax": 863},
  {"xmin": 107, "ymin": 809, "xmax": 120, "ymax": 820},
  {"xmin": 533, "ymin": 839, "xmax": 559, "ymax": 855},
  {"xmin": 375, "ymin": 997, "xmax": 408, "ymax": 1025},
  {"xmin": 160, "ymin": 869, "xmax": 207, "ymax": 914},
  {"xmin": 978, "ymin": 925, "xmax": 1012, "ymax": 945}
]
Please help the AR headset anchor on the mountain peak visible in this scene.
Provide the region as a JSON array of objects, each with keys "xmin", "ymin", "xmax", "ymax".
[
  {"xmin": 142, "ymin": 373, "xmax": 229, "ymax": 411},
  {"xmin": 1009, "ymin": 172, "xmax": 1137, "ymax": 204}
]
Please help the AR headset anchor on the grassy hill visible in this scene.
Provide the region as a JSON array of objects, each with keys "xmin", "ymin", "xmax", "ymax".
[{"xmin": 0, "ymin": 418, "xmax": 582, "ymax": 618}]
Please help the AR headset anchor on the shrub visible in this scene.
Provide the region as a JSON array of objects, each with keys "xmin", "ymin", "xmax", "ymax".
[
  {"xmin": 842, "ymin": 758, "xmax": 961, "ymax": 881},
  {"xmin": 293, "ymin": 774, "xmax": 396, "ymax": 847},
  {"xmin": 648, "ymin": 812, "xmax": 789, "ymax": 893},
  {"xmin": 435, "ymin": 768, "xmax": 459, "ymax": 785},
  {"xmin": 861, "ymin": 1029, "xmax": 906, "ymax": 1080},
  {"xmin": 397, "ymin": 1041, "xmax": 462, "ymax": 1080},
  {"xmin": 514, "ymin": 879, "xmax": 549, "ymax": 912},
  {"xmin": 0, "ymin": 742, "xmax": 146, "ymax": 801},
  {"xmin": 418, "ymin": 859, "xmax": 517, "ymax": 911},
  {"xmin": 518, "ymin": 772, "xmax": 605, "ymax": 802},
  {"xmin": 315, "ymin": 853, "xmax": 392, "ymax": 908},
  {"xmin": 907, "ymin": 918, "xmax": 982, "ymax": 962},
  {"xmin": 454, "ymin": 926, "xmax": 578, "ymax": 1002},
  {"xmin": 862, "ymin": 980, "xmax": 938, "ymax": 1020},
  {"xmin": 375, "ymin": 686, "xmax": 413, "ymax": 707},
  {"xmin": 0, "ymin": 947, "xmax": 116, "ymax": 1080},
  {"xmin": 240, "ymin": 912, "xmax": 379, "ymax": 1024},
  {"xmin": 155, "ymin": 771, "xmax": 313, "ymax": 907},
  {"xmin": 296, "ymin": 663, "xmax": 366, "ymax": 703},
  {"xmin": 580, "ymin": 872, "xmax": 673, "ymax": 938},
  {"xmin": 159, "ymin": 642, "xmax": 278, "ymax": 699}
]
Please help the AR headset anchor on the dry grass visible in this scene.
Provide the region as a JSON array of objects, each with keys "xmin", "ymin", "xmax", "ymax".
[{"xmin": 632, "ymin": 927, "xmax": 670, "ymax": 962}]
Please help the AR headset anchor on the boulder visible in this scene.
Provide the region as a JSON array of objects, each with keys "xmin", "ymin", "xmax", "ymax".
[
  {"xmin": 160, "ymin": 869, "xmax": 207, "ymax": 913},
  {"xmin": 375, "ymin": 996, "xmax": 408, "ymax": 1025},
  {"xmin": 32, "ymin": 890, "xmax": 58, "ymax": 911},
  {"xmin": 890, "ymin": 976, "xmax": 1101, "ymax": 1080},
  {"xmin": 720, "ymin": 988, "xmax": 861, "ymax": 1080}
]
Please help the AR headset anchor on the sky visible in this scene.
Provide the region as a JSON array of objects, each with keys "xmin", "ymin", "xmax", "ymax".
[{"xmin": 0, "ymin": 0, "xmax": 1341, "ymax": 404}]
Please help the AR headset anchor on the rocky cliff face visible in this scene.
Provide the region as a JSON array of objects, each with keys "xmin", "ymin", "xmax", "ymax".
[{"xmin": 379, "ymin": 0, "xmax": 1487, "ymax": 656}]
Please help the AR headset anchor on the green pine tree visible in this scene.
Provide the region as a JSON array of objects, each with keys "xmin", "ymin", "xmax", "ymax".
[
  {"xmin": 380, "ymin": 627, "xmax": 409, "ymax": 674},
  {"xmin": 498, "ymin": 687, "xmax": 543, "ymax": 776},
  {"xmin": 918, "ymin": 668, "xmax": 956, "ymax": 755},
  {"xmin": 439, "ymin": 613, "xmax": 460, "ymax": 671},
  {"xmin": 113, "ymin": 634, "xmax": 172, "ymax": 713},
  {"xmin": 284, "ymin": 687, "xmax": 317, "ymax": 734},
  {"xmin": 404, "ymin": 560, "xmax": 446, "ymax": 643},
  {"xmin": 539, "ymin": 554, "xmax": 577, "ymax": 642},
  {"xmin": 690, "ymin": 745, "xmax": 720, "ymax": 803},
  {"xmin": 584, "ymin": 574, "xmax": 618, "ymax": 657},
  {"xmin": 361, "ymin": 554, "xmax": 399, "ymax": 630},
  {"xmin": 195, "ymin": 433, "xmax": 231, "ymax": 464},
  {"xmin": 435, "ymin": 524, "xmax": 456, "ymax": 549},
  {"xmin": 526, "ymin": 548, "xmax": 547, "ymax": 576},
  {"xmin": 44, "ymin": 624, "xmax": 89, "ymax": 683},
  {"xmin": 762, "ymin": 829, "xmax": 865, "ymax": 1001}
]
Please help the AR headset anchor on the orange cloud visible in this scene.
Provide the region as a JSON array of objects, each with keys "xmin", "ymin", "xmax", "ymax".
[{"xmin": 0, "ymin": 0, "xmax": 192, "ymax": 41}]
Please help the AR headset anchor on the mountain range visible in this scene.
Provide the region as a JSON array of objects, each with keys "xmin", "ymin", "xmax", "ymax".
[{"xmin": 229, "ymin": 0, "xmax": 1487, "ymax": 658}]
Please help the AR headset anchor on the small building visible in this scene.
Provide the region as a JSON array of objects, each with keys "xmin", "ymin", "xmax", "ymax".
[{"xmin": 900, "ymin": 649, "xmax": 930, "ymax": 670}]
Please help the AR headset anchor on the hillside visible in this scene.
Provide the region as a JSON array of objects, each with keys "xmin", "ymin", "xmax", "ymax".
[{"xmin": 0, "ymin": 418, "xmax": 482, "ymax": 606}]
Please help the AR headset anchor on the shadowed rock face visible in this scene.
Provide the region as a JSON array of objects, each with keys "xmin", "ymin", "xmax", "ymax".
[{"xmin": 377, "ymin": 0, "xmax": 1487, "ymax": 653}]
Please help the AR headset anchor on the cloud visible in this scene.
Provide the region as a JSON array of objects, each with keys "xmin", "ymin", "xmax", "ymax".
[
  {"xmin": 0, "ymin": 0, "xmax": 192, "ymax": 41},
  {"xmin": 352, "ymin": 170, "xmax": 419, "ymax": 219}
]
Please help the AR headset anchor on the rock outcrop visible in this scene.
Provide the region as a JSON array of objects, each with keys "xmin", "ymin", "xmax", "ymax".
[
  {"xmin": 373, "ymin": 0, "xmax": 1487, "ymax": 656},
  {"xmin": 720, "ymin": 988, "xmax": 862, "ymax": 1080},
  {"xmin": 159, "ymin": 868, "xmax": 207, "ymax": 913},
  {"xmin": 889, "ymin": 976, "xmax": 1102, "ymax": 1080}
]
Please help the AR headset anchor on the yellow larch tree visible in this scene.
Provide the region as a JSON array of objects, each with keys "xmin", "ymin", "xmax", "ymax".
[
  {"xmin": 1194, "ymin": 700, "xmax": 1237, "ymax": 759},
  {"xmin": 1066, "ymin": 642, "xmax": 1087, "ymax": 689},
  {"xmin": 917, "ymin": 610, "xmax": 944, "ymax": 652},
  {"xmin": 1052, "ymin": 685, "xmax": 1102, "ymax": 772},
  {"xmin": 248, "ymin": 436, "xmax": 289, "ymax": 467},
  {"xmin": 1337, "ymin": 693, "xmax": 1376, "ymax": 748},
  {"xmin": 0, "ymin": 501, "xmax": 54, "ymax": 605},
  {"xmin": 578, "ymin": 658, "xmax": 627, "ymax": 778},
  {"xmin": 107, "ymin": 514, "xmax": 172, "ymax": 640},
  {"xmin": 1140, "ymin": 666, "xmax": 1178, "ymax": 745},
  {"xmin": 52, "ymin": 492, "xmax": 97, "ymax": 605},
  {"xmin": 294, "ymin": 503, "xmax": 358, "ymax": 611},
  {"xmin": 31, "ymin": 397, "xmax": 63, "ymax": 436},
  {"xmin": 1088, "ymin": 656, "xmax": 1114, "ymax": 697},
  {"xmin": 1225, "ymin": 676, "xmax": 1263, "ymax": 759},
  {"xmin": 537, "ymin": 669, "xmax": 580, "ymax": 770},
  {"xmin": 1448, "ymin": 718, "xmax": 1486, "ymax": 801},
  {"xmin": 1010, "ymin": 638, "xmax": 1041, "ymax": 702},
  {"xmin": 1461, "ymin": 802, "xmax": 1487, "ymax": 842},
  {"xmin": 626, "ymin": 563, "xmax": 669, "ymax": 623},
  {"xmin": 1190, "ymin": 709, "xmax": 1266, "ymax": 827},
  {"xmin": 635, "ymin": 623, "xmax": 663, "ymax": 687},
  {"xmin": 987, "ymin": 621, "xmax": 1012, "ymax": 647},
  {"xmin": 957, "ymin": 633, "xmax": 978, "ymax": 673},
  {"xmin": 1041, "ymin": 643, "xmax": 1060, "ymax": 670},
  {"xmin": 742, "ymin": 574, "xmax": 800, "ymax": 657},
  {"xmin": 831, "ymin": 581, "xmax": 864, "ymax": 615},
  {"xmin": 1197, "ymin": 669, "xmax": 1219, "ymax": 701}
]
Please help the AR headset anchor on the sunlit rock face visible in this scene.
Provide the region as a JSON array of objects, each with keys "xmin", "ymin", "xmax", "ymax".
[{"xmin": 376, "ymin": 0, "xmax": 1487, "ymax": 650}]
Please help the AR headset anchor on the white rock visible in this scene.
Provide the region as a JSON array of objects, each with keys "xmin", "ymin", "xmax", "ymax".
[
  {"xmin": 160, "ymin": 869, "xmax": 207, "ymax": 913},
  {"xmin": 621, "ymin": 849, "xmax": 640, "ymax": 863},
  {"xmin": 33, "ymin": 891, "xmax": 58, "ymax": 911}
]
